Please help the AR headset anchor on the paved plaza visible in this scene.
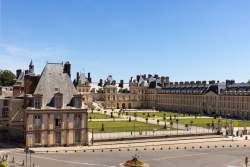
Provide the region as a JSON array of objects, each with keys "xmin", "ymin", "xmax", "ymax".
[
  {"xmin": 5, "ymin": 147, "xmax": 250, "ymax": 167},
  {"xmin": 1, "ymin": 135, "xmax": 249, "ymax": 167}
]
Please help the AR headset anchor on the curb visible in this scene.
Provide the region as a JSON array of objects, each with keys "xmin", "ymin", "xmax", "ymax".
[{"xmin": 31, "ymin": 143, "xmax": 250, "ymax": 154}]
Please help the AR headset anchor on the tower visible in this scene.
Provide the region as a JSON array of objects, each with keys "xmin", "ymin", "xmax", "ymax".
[{"xmin": 29, "ymin": 60, "xmax": 34, "ymax": 74}]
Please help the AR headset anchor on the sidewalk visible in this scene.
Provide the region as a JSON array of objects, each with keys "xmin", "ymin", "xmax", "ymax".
[{"xmin": 29, "ymin": 135, "xmax": 250, "ymax": 153}]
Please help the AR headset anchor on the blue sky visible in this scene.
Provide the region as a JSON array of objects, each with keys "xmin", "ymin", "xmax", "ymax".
[{"xmin": 0, "ymin": 0, "xmax": 250, "ymax": 82}]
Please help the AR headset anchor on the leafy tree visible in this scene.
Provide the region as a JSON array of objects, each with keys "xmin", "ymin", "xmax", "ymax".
[
  {"xmin": 101, "ymin": 123, "xmax": 104, "ymax": 131},
  {"xmin": 0, "ymin": 70, "xmax": 16, "ymax": 86},
  {"xmin": 247, "ymin": 80, "xmax": 250, "ymax": 84},
  {"xmin": 0, "ymin": 161, "xmax": 7, "ymax": 167}
]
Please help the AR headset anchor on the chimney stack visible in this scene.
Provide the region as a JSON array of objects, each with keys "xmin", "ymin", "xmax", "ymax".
[
  {"xmin": 87, "ymin": 72, "xmax": 92, "ymax": 83},
  {"xmin": 63, "ymin": 61, "xmax": 71, "ymax": 77},
  {"xmin": 119, "ymin": 80, "xmax": 124, "ymax": 88},
  {"xmin": 98, "ymin": 79, "xmax": 103, "ymax": 87},
  {"xmin": 76, "ymin": 72, "xmax": 80, "ymax": 83},
  {"xmin": 16, "ymin": 69, "xmax": 22, "ymax": 79},
  {"xmin": 209, "ymin": 80, "xmax": 215, "ymax": 84},
  {"xmin": 136, "ymin": 75, "xmax": 140, "ymax": 82}
]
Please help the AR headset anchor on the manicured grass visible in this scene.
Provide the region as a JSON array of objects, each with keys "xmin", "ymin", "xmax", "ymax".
[
  {"xmin": 127, "ymin": 111, "xmax": 188, "ymax": 119},
  {"xmin": 88, "ymin": 121, "xmax": 165, "ymax": 133},
  {"xmin": 88, "ymin": 112, "xmax": 112, "ymax": 119},
  {"xmin": 171, "ymin": 118, "xmax": 250, "ymax": 127}
]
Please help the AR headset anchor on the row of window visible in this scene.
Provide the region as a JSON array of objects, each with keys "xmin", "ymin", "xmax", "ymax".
[
  {"xmin": 34, "ymin": 114, "xmax": 82, "ymax": 130},
  {"xmin": 34, "ymin": 130, "xmax": 82, "ymax": 144}
]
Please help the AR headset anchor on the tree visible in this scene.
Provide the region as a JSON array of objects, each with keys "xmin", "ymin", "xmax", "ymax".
[
  {"xmin": 176, "ymin": 119, "xmax": 179, "ymax": 135},
  {"xmin": 170, "ymin": 121, "xmax": 173, "ymax": 130},
  {"xmin": 157, "ymin": 119, "xmax": 160, "ymax": 125},
  {"xmin": 145, "ymin": 117, "xmax": 148, "ymax": 124},
  {"xmin": 134, "ymin": 113, "xmax": 137, "ymax": 121},
  {"xmin": 163, "ymin": 115, "xmax": 167, "ymax": 129},
  {"xmin": 0, "ymin": 70, "xmax": 16, "ymax": 86},
  {"xmin": 101, "ymin": 123, "xmax": 104, "ymax": 131},
  {"xmin": 247, "ymin": 80, "xmax": 250, "ymax": 84}
]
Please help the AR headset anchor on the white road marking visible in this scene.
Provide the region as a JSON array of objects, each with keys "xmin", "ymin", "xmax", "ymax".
[
  {"xmin": 150, "ymin": 152, "xmax": 208, "ymax": 161},
  {"xmin": 15, "ymin": 153, "xmax": 111, "ymax": 167}
]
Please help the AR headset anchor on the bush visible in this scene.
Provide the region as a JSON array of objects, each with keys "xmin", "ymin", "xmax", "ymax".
[{"xmin": 0, "ymin": 162, "xmax": 7, "ymax": 167}]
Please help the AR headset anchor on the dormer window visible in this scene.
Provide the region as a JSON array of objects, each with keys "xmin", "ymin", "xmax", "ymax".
[
  {"xmin": 34, "ymin": 95, "xmax": 42, "ymax": 109},
  {"xmin": 73, "ymin": 95, "xmax": 82, "ymax": 108},
  {"xmin": 54, "ymin": 93, "xmax": 63, "ymax": 109}
]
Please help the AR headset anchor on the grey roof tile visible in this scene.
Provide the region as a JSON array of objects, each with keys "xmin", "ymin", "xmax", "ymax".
[{"xmin": 34, "ymin": 63, "xmax": 77, "ymax": 107}]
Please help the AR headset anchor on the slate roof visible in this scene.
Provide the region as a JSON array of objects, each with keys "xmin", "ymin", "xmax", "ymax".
[
  {"xmin": 14, "ymin": 71, "xmax": 25, "ymax": 86},
  {"xmin": 33, "ymin": 63, "xmax": 77, "ymax": 108}
]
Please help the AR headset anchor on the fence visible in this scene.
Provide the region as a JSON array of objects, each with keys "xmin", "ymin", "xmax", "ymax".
[{"xmin": 89, "ymin": 125, "xmax": 218, "ymax": 143}]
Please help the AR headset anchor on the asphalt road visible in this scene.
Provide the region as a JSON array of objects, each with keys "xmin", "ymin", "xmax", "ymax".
[{"xmin": 12, "ymin": 147, "xmax": 250, "ymax": 167}]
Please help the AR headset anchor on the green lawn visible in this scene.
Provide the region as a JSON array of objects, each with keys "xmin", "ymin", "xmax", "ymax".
[
  {"xmin": 172, "ymin": 118, "xmax": 250, "ymax": 127},
  {"xmin": 88, "ymin": 113, "xmax": 112, "ymax": 119},
  {"xmin": 88, "ymin": 121, "xmax": 165, "ymax": 133},
  {"xmin": 127, "ymin": 111, "xmax": 188, "ymax": 119}
]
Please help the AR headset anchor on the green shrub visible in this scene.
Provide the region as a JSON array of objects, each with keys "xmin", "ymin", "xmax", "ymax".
[{"xmin": 0, "ymin": 162, "xmax": 8, "ymax": 167}]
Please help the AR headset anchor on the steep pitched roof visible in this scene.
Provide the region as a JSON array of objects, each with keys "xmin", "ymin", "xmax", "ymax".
[{"xmin": 33, "ymin": 63, "xmax": 77, "ymax": 108}]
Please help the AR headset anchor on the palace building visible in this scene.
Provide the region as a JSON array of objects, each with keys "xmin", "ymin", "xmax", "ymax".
[
  {"xmin": 0, "ymin": 61, "xmax": 88, "ymax": 147},
  {"xmin": 73, "ymin": 72, "xmax": 250, "ymax": 120}
]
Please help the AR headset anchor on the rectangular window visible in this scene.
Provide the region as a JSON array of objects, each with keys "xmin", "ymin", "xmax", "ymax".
[
  {"xmin": 34, "ymin": 115, "xmax": 41, "ymax": 129},
  {"xmin": 2, "ymin": 108, "xmax": 8, "ymax": 118},
  {"xmin": 34, "ymin": 97, "xmax": 41, "ymax": 109},
  {"xmin": 55, "ymin": 118, "xmax": 62, "ymax": 128},
  {"xmin": 34, "ymin": 132, "xmax": 41, "ymax": 144},
  {"xmin": 75, "ymin": 130, "xmax": 81, "ymax": 143},
  {"xmin": 55, "ymin": 131, "xmax": 61, "ymax": 145},
  {"xmin": 74, "ymin": 115, "xmax": 81, "ymax": 128},
  {"xmin": 3, "ymin": 100, "xmax": 8, "ymax": 106},
  {"xmin": 74, "ymin": 97, "xmax": 81, "ymax": 108}
]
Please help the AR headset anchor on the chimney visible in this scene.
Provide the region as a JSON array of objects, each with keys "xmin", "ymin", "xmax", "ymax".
[
  {"xmin": 76, "ymin": 72, "xmax": 80, "ymax": 83},
  {"xmin": 98, "ymin": 79, "xmax": 103, "ymax": 87},
  {"xmin": 16, "ymin": 69, "xmax": 22, "ymax": 79},
  {"xmin": 119, "ymin": 80, "xmax": 124, "ymax": 88},
  {"xmin": 209, "ymin": 80, "xmax": 215, "ymax": 84},
  {"xmin": 111, "ymin": 80, "xmax": 116, "ymax": 85},
  {"xmin": 196, "ymin": 81, "xmax": 201, "ymax": 85},
  {"xmin": 130, "ymin": 77, "xmax": 133, "ymax": 83},
  {"xmin": 154, "ymin": 74, "xmax": 159, "ymax": 79},
  {"xmin": 63, "ymin": 61, "xmax": 71, "ymax": 77},
  {"xmin": 136, "ymin": 75, "xmax": 140, "ymax": 82},
  {"xmin": 87, "ymin": 72, "xmax": 92, "ymax": 83}
]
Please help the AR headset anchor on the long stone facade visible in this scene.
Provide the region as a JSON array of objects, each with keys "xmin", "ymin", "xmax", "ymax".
[{"xmin": 74, "ymin": 73, "xmax": 250, "ymax": 120}]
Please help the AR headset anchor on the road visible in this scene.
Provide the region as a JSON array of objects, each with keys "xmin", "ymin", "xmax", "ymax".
[{"xmin": 9, "ymin": 147, "xmax": 250, "ymax": 167}]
